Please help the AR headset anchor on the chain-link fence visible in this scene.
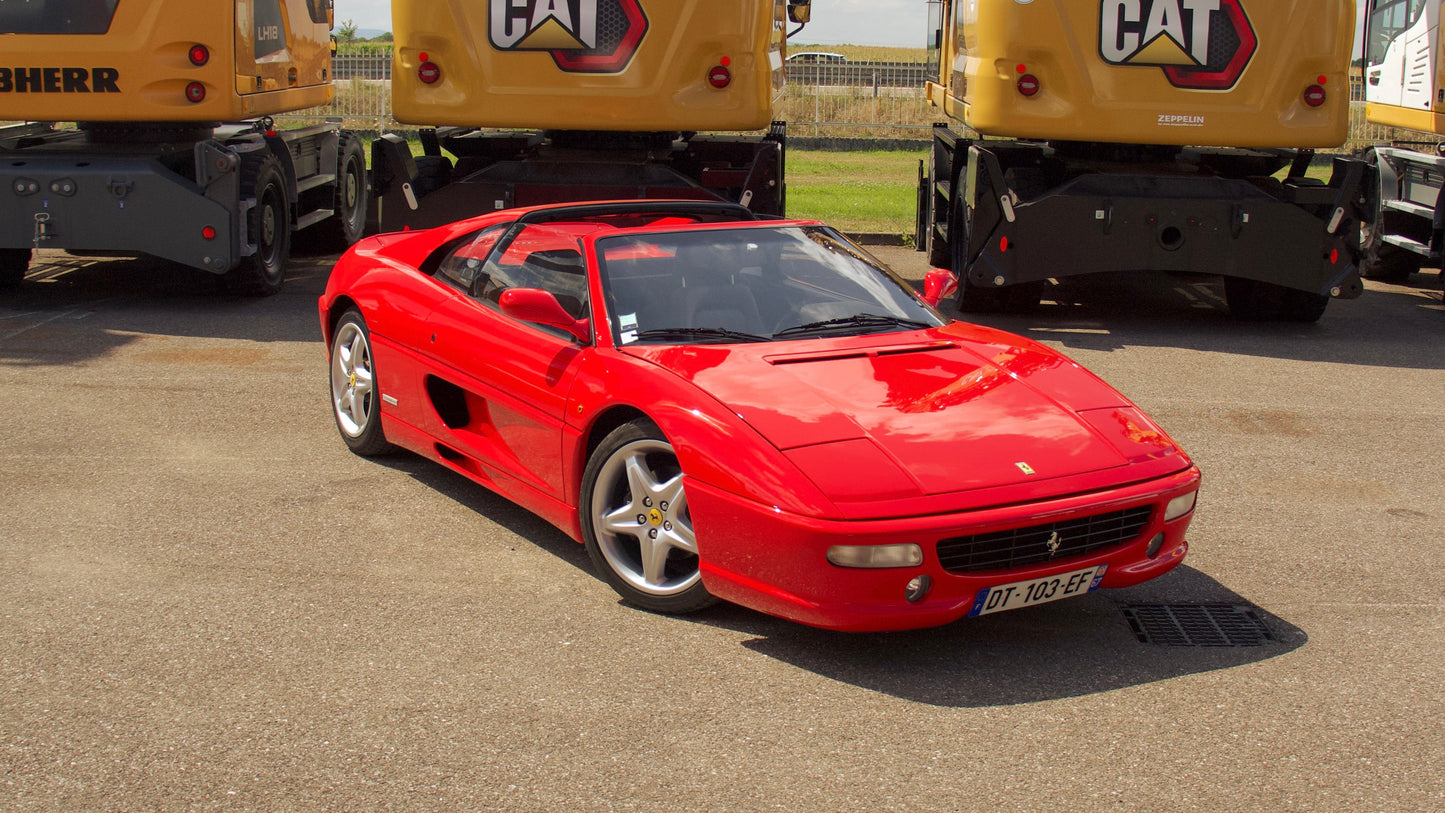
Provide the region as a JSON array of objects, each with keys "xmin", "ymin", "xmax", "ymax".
[{"xmin": 268, "ymin": 45, "xmax": 1414, "ymax": 151}]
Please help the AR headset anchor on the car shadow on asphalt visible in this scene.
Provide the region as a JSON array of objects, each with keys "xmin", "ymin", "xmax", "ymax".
[
  {"xmin": 365, "ymin": 447, "xmax": 1306, "ymax": 709},
  {"xmin": 931, "ymin": 271, "xmax": 1445, "ymax": 371},
  {"xmin": 690, "ymin": 564, "xmax": 1306, "ymax": 708}
]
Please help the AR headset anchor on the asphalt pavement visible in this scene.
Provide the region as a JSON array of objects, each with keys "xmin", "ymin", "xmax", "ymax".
[{"xmin": 1, "ymin": 244, "xmax": 1443, "ymax": 811}]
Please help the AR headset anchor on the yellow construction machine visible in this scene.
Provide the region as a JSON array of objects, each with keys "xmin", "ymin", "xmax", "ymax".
[
  {"xmin": 0, "ymin": 0, "xmax": 365, "ymax": 294},
  {"xmin": 917, "ymin": 0, "xmax": 1364, "ymax": 321}
]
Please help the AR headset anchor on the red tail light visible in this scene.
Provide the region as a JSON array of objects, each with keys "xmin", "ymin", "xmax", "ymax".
[
  {"xmin": 1017, "ymin": 74, "xmax": 1040, "ymax": 97},
  {"xmin": 185, "ymin": 81, "xmax": 206, "ymax": 103},
  {"xmin": 1304, "ymin": 84, "xmax": 1326, "ymax": 107},
  {"xmin": 189, "ymin": 44, "xmax": 210, "ymax": 66},
  {"xmin": 418, "ymin": 61, "xmax": 441, "ymax": 84}
]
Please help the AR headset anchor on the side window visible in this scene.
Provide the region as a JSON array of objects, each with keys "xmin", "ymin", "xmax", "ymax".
[
  {"xmin": 479, "ymin": 224, "xmax": 591, "ymax": 323},
  {"xmin": 0, "ymin": 0, "xmax": 120, "ymax": 34},
  {"xmin": 306, "ymin": 0, "xmax": 331, "ymax": 25},
  {"xmin": 435, "ymin": 224, "xmax": 508, "ymax": 293}
]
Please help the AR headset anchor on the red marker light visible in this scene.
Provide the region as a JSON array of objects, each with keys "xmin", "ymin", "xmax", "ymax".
[
  {"xmin": 1017, "ymin": 74, "xmax": 1040, "ymax": 97},
  {"xmin": 189, "ymin": 44, "xmax": 210, "ymax": 66},
  {"xmin": 202, "ymin": 226, "xmax": 216, "ymax": 240},
  {"xmin": 1000, "ymin": 236, "xmax": 1010, "ymax": 252},
  {"xmin": 708, "ymin": 65, "xmax": 732, "ymax": 89},
  {"xmin": 1304, "ymin": 84, "xmax": 1326, "ymax": 107},
  {"xmin": 185, "ymin": 81, "xmax": 206, "ymax": 103},
  {"xmin": 1016, "ymin": 63, "xmax": 1027, "ymax": 74},
  {"xmin": 418, "ymin": 61, "xmax": 441, "ymax": 84}
]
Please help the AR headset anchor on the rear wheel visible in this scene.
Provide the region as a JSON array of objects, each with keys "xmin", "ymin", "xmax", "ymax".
[
  {"xmin": 0, "ymin": 248, "xmax": 30, "ymax": 290},
  {"xmin": 329, "ymin": 309, "xmax": 393, "ymax": 457},
  {"xmin": 315, "ymin": 133, "xmax": 369, "ymax": 250},
  {"xmin": 227, "ymin": 156, "xmax": 290, "ymax": 296},
  {"xmin": 581, "ymin": 419, "xmax": 716, "ymax": 615}
]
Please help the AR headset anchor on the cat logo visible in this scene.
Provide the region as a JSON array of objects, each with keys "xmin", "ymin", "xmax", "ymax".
[
  {"xmin": 489, "ymin": 0, "xmax": 649, "ymax": 74},
  {"xmin": 1098, "ymin": 0, "xmax": 1256, "ymax": 91}
]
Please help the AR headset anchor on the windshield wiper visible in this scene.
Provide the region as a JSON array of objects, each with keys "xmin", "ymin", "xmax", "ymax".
[
  {"xmin": 772, "ymin": 313, "xmax": 934, "ymax": 338},
  {"xmin": 631, "ymin": 327, "xmax": 773, "ymax": 344}
]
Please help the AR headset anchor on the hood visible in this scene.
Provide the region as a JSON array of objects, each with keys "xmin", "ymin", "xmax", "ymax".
[{"xmin": 623, "ymin": 322, "xmax": 1182, "ymax": 499}]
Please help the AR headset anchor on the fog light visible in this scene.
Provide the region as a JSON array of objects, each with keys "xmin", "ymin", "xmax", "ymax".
[
  {"xmin": 826, "ymin": 543, "xmax": 923, "ymax": 569},
  {"xmin": 1017, "ymin": 74, "xmax": 1040, "ymax": 97},
  {"xmin": 418, "ymin": 61, "xmax": 441, "ymax": 84},
  {"xmin": 1164, "ymin": 491, "xmax": 1197, "ymax": 521},
  {"xmin": 1303, "ymin": 84, "xmax": 1326, "ymax": 107},
  {"xmin": 905, "ymin": 575, "xmax": 932, "ymax": 603},
  {"xmin": 1146, "ymin": 532, "xmax": 1166, "ymax": 558}
]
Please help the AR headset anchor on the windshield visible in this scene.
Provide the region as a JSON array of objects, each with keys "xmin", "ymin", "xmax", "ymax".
[
  {"xmin": 596, "ymin": 225, "xmax": 945, "ymax": 346},
  {"xmin": 0, "ymin": 0, "xmax": 120, "ymax": 34}
]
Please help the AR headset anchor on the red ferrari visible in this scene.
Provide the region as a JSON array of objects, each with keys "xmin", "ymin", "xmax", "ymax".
[{"xmin": 320, "ymin": 200, "xmax": 1200, "ymax": 632}]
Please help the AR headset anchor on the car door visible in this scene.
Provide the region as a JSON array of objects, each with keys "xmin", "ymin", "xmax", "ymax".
[{"xmin": 421, "ymin": 222, "xmax": 591, "ymax": 501}]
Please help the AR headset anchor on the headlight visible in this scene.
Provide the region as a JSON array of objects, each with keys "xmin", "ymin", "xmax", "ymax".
[
  {"xmin": 826, "ymin": 544, "xmax": 924, "ymax": 569},
  {"xmin": 1164, "ymin": 491, "xmax": 1197, "ymax": 522}
]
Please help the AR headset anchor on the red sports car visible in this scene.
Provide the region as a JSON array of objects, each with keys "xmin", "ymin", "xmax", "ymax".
[{"xmin": 320, "ymin": 200, "xmax": 1200, "ymax": 632}]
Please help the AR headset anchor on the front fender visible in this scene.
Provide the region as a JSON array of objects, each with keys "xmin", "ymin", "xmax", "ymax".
[{"xmin": 568, "ymin": 351, "xmax": 839, "ymax": 519}]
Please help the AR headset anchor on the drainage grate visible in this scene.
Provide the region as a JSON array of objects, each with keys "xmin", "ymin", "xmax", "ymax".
[{"xmin": 1122, "ymin": 604, "xmax": 1274, "ymax": 647}]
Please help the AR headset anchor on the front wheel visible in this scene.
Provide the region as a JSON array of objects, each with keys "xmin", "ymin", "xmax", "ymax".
[
  {"xmin": 329, "ymin": 309, "xmax": 393, "ymax": 457},
  {"xmin": 581, "ymin": 420, "xmax": 716, "ymax": 615}
]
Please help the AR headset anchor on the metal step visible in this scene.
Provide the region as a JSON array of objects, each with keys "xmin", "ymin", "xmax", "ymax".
[
  {"xmin": 1382, "ymin": 233, "xmax": 1432, "ymax": 256},
  {"xmin": 1383, "ymin": 199, "xmax": 1434, "ymax": 219},
  {"xmin": 297, "ymin": 172, "xmax": 337, "ymax": 194},
  {"xmin": 295, "ymin": 209, "xmax": 334, "ymax": 231}
]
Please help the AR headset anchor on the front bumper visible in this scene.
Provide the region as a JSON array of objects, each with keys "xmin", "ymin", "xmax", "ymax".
[{"xmin": 690, "ymin": 467, "xmax": 1201, "ymax": 632}]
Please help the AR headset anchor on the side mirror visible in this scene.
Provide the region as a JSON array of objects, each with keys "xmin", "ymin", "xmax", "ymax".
[
  {"xmin": 787, "ymin": 0, "xmax": 811, "ymax": 24},
  {"xmin": 499, "ymin": 288, "xmax": 591, "ymax": 343},
  {"xmin": 922, "ymin": 268, "xmax": 958, "ymax": 308}
]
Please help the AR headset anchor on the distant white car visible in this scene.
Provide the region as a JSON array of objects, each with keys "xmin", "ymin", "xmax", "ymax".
[{"xmin": 786, "ymin": 51, "xmax": 846, "ymax": 63}]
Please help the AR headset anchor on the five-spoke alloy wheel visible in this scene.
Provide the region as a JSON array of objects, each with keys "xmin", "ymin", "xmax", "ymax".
[
  {"xmin": 581, "ymin": 420, "xmax": 716, "ymax": 614},
  {"xmin": 329, "ymin": 310, "xmax": 392, "ymax": 456}
]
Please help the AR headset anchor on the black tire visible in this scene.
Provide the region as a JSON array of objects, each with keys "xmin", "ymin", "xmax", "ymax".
[
  {"xmin": 1359, "ymin": 149, "xmax": 1423, "ymax": 283},
  {"xmin": 0, "ymin": 248, "xmax": 30, "ymax": 290},
  {"xmin": 951, "ymin": 190, "xmax": 1041, "ymax": 313},
  {"xmin": 1224, "ymin": 277, "xmax": 1329, "ymax": 323},
  {"xmin": 227, "ymin": 156, "xmax": 291, "ymax": 296},
  {"xmin": 411, "ymin": 155, "xmax": 453, "ymax": 198},
  {"xmin": 314, "ymin": 133, "xmax": 369, "ymax": 250},
  {"xmin": 925, "ymin": 155, "xmax": 951, "ymax": 267},
  {"xmin": 329, "ymin": 309, "xmax": 394, "ymax": 457},
  {"xmin": 581, "ymin": 419, "xmax": 717, "ymax": 615}
]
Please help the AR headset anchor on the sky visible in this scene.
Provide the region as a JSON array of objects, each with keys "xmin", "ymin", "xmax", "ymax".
[
  {"xmin": 337, "ymin": 0, "xmax": 931, "ymax": 47},
  {"xmin": 338, "ymin": 1, "xmax": 1365, "ymax": 54}
]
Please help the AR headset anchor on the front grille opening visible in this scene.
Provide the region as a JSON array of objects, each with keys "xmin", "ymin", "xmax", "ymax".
[
  {"xmin": 937, "ymin": 505, "xmax": 1153, "ymax": 574},
  {"xmin": 1123, "ymin": 604, "xmax": 1274, "ymax": 647}
]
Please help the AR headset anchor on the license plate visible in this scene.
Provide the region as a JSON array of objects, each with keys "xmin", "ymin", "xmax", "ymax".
[{"xmin": 968, "ymin": 565, "xmax": 1108, "ymax": 617}]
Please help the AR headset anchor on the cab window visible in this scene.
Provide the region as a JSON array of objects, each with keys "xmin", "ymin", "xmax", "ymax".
[{"xmin": 0, "ymin": 0, "xmax": 120, "ymax": 34}]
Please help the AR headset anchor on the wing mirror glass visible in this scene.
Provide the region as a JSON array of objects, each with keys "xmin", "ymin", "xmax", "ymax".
[{"xmin": 787, "ymin": 0, "xmax": 811, "ymax": 24}]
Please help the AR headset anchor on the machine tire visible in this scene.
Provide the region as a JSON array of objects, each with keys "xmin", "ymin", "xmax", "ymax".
[
  {"xmin": 0, "ymin": 248, "xmax": 31, "ymax": 290},
  {"xmin": 580, "ymin": 419, "xmax": 717, "ymax": 615},
  {"xmin": 228, "ymin": 156, "xmax": 291, "ymax": 296},
  {"xmin": 315, "ymin": 133, "xmax": 369, "ymax": 250},
  {"xmin": 411, "ymin": 155, "xmax": 453, "ymax": 198},
  {"xmin": 1224, "ymin": 277, "xmax": 1329, "ymax": 323},
  {"xmin": 1358, "ymin": 148, "xmax": 1423, "ymax": 283}
]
